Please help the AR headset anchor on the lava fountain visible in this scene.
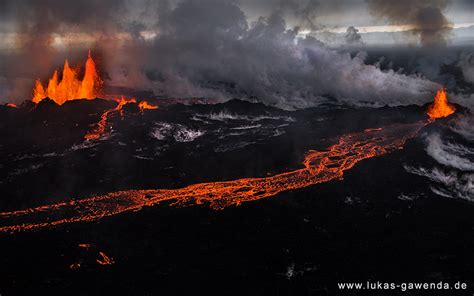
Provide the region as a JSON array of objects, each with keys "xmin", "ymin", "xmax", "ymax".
[
  {"xmin": 427, "ymin": 88, "xmax": 456, "ymax": 119},
  {"xmin": 32, "ymin": 51, "xmax": 103, "ymax": 105},
  {"xmin": 0, "ymin": 74, "xmax": 452, "ymax": 234},
  {"xmin": 29, "ymin": 51, "xmax": 158, "ymax": 140}
]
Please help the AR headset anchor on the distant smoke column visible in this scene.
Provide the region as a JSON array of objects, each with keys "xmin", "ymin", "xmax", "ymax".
[
  {"xmin": 345, "ymin": 26, "xmax": 362, "ymax": 44},
  {"xmin": 458, "ymin": 52, "xmax": 474, "ymax": 84},
  {"xmin": 366, "ymin": 0, "xmax": 452, "ymax": 46}
]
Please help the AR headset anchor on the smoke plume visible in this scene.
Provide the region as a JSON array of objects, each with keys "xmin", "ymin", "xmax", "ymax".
[
  {"xmin": 458, "ymin": 52, "xmax": 474, "ymax": 84},
  {"xmin": 366, "ymin": 0, "xmax": 453, "ymax": 46},
  {"xmin": 345, "ymin": 26, "xmax": 362, "ymax": 44},
  {"xmin": 137, "ymin": 0, "xmax": 438, "ymax": 109},
  {"xmin": 0, "ymin": 0, "xmax": 441, "ymax": 109}
]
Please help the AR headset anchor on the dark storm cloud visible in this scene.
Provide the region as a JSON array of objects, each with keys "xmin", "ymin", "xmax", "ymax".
[
  {"xmin": 366, "ymin": 0, "xmax": 453, "ymax": 46},
  {"xmin": 0, "ymin": 0, "xmax": 128, "ymax": 96},
  {"xmin": 274, "ymin": 0, "xmax": 323, "ymax": 30},
  {"xmin": 0, "ymin": 0, "xmax": 442, "ymax": 108},
  {"xmin": 0, "ymin": 0, "xmax": 126, "ymax": 40},
  {"xmin": 240, "ymin": 0, "xmax": 368, "ymax": 28},
  {"xmin": 132, "ymin": 0, "xmax": 438, "ymax": 109}
]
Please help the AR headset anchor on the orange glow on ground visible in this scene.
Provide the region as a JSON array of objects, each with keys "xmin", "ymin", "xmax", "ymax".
[
  {"xmin": 96, "ymin": 252, "xmax": 114, "ymax": 265},
  {"xmin": 83, "ymin": 97, "xmax": 135, "ymax": 140},
  {"xmin": 0, "ymin": 121, "xmax": 427, "ymax": 234},
  {"xmin": 84, "ymin": 97, "xmax": 157, "ymax": 140}
]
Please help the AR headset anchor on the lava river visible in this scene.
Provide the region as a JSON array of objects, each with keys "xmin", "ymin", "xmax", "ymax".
[{"xmin": 0, "ymin": 120, "xmax": 427, "ymax": 233}]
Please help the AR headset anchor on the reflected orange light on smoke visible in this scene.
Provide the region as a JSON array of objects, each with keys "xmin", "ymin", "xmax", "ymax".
[
  {"xmin": 32, "ymin": 51, "xmax": 103, "ymax": 105},
  {"xmin": 427, "ymin": 88, "xmax": 456, "ymax": 119},
  {"xmin": 0, "ymin": 121, "xmax": 427, "ymax": 234}
]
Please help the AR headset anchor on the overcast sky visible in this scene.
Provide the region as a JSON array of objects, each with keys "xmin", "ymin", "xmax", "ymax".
[
  {"xmin": 0, "ymin": 0, "xmax": 472, "ymax": 106},
  {"xmin": 0, "ymin": 0, "xmax": 472, "ymax": 34},
  {"xmin": 239, "ymin": 0, "xmax": 473, "ymax": 29}
]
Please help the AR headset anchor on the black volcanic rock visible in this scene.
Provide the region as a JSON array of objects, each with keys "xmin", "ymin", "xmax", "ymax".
[
  {"xmin": 35, "ymin": 97, "xmax": 59, "ymax": 111},
  {"xmin": 0, "ymin": 98, "xmax": 472, "ymax": 296},
  {"xmin": 0, "ymin": 98, "xmax": 431, "ymax": 209},
  {"xmin": 61, "ymin": 98, "xmax": 116, "ymax": 113},
  {"xmin": 122, "ymin": 102, "xmax": 141, "ymax": 114},
  {"xmin": 19, "ymin": 99, "xmax": 36, "ymax": 110}
]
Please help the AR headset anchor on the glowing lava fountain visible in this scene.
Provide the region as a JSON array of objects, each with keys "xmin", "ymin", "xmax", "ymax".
[
  {"xmin": 0, "ymin": 121, "xmax": 427, "ymax": 233},
  {"xmin": 32, "ymin": 51, "xmax": 103, "ymax": 105},
  {"xmin": 427, "ymin": 88, "xmax": 456, "ymax": 119}
]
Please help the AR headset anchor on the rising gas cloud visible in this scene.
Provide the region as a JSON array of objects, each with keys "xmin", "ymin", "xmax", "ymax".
[
  {"xmin": 0, "ymin": 0, "xmax": 442, "ymax": 109},
  {"xmin": 366, "ymin": 0, "xmax": 453, "ymax": 47}
]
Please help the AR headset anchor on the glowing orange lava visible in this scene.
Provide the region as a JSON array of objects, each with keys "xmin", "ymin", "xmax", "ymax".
[
  {"xmin": 32, "ymin": 51, "xmax": 103, "ymax": 105},
  {"xmin": 138, "ymin": 101, "xmax": 158, "ymax": 111},
  {"xmin": 70, "ymin": 262, "xmax": 81, "ymax": 270},
  {"xmin": 84, "ymin": 97, "xmax": 132, "ymax": 140},
  {"xmin": 0, "ymin": 121, "xmax": 427, "ymax": 234},
  {"xmin": 6, "ymin": 103, "xmax": 17, "ymax": 108},
  {"xmin": 84, "ymin": 97, "xmax": 158, "ymax": 140},
  {"xmin": 427, "ymin": 88, "xmax": 455, "ymax": 119},
  {"xmin": 96, "ymin": 252, "xmax": 114, "ymax": 265}
]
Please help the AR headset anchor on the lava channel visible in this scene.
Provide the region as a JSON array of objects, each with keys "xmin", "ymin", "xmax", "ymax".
[
  {"xmin": 84, "ymin": 97, "xmax": 158, "ymax": 140},
  {"xmin": 0, "ymin": 121, "xmax": 428, "ymax": 234}
]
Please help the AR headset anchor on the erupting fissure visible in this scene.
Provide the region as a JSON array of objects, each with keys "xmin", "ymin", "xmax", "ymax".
[
  {"xmin": 0, "ymin": 88, "xmax": 452, "ymax": 233},
  {"xmin": 29, "ymin": 51, "xmax": 158, "ymax": 141},
  {"xmin": 0, "ymin": 121, "xmax": 427, "ymax": 233},
  {"xmin": 427, "ymin": 88, "xmax": 456, "ymax": 119},
  {"xmin": 32, "ymin": 51, "xmax": 103, "ymax": 105}
]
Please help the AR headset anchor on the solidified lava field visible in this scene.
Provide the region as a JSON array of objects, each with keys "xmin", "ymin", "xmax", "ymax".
[{"xmin": 0, "ymin": 98, "xmax": 472, "ymax": 295}]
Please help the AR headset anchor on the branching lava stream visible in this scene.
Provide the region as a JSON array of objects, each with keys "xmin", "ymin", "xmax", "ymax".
[
  {"xmin": 84, "ymin": 97, "xmax": 158, "ymax": 140},
  {"xmin": 0, "ymin": 121, "xmax": 427, "ymax": 233}
]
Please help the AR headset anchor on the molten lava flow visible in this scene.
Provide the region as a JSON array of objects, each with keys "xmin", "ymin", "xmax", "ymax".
[
  {"xmin": 0, "ymin": 121, "xmax": 428, "ymax": 233},
  {"xmin": 138, "ymin": 101, "xmax": 158, "ymax": 111},
  {"xmin": 97, "ymin": 252, "xmax": 114, "ymax": 265},
  {"xmin": 84, "ymin": 106, "xmax": 116, "ymax": 141},
  {"xmin": 6, "ymin": 103, "xmax": 17, "ymax": 108},
  {"xmin": 84, "ymin": 97, "xmax": 157, "ymax": 140},
  {"xmin": 70, "ymin": 262, "xmax": 81, "ymax": 270},
  {"xmin": 32, "ymin": 51, "xmax": 103, "ymax": 105},
  {"xmin": 84, "ymin": 97, "xmax": 135, "ymax": 140},
  {"xmin": 427, "ymin": 88, "xmax": 456, "ymax": 119}
]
